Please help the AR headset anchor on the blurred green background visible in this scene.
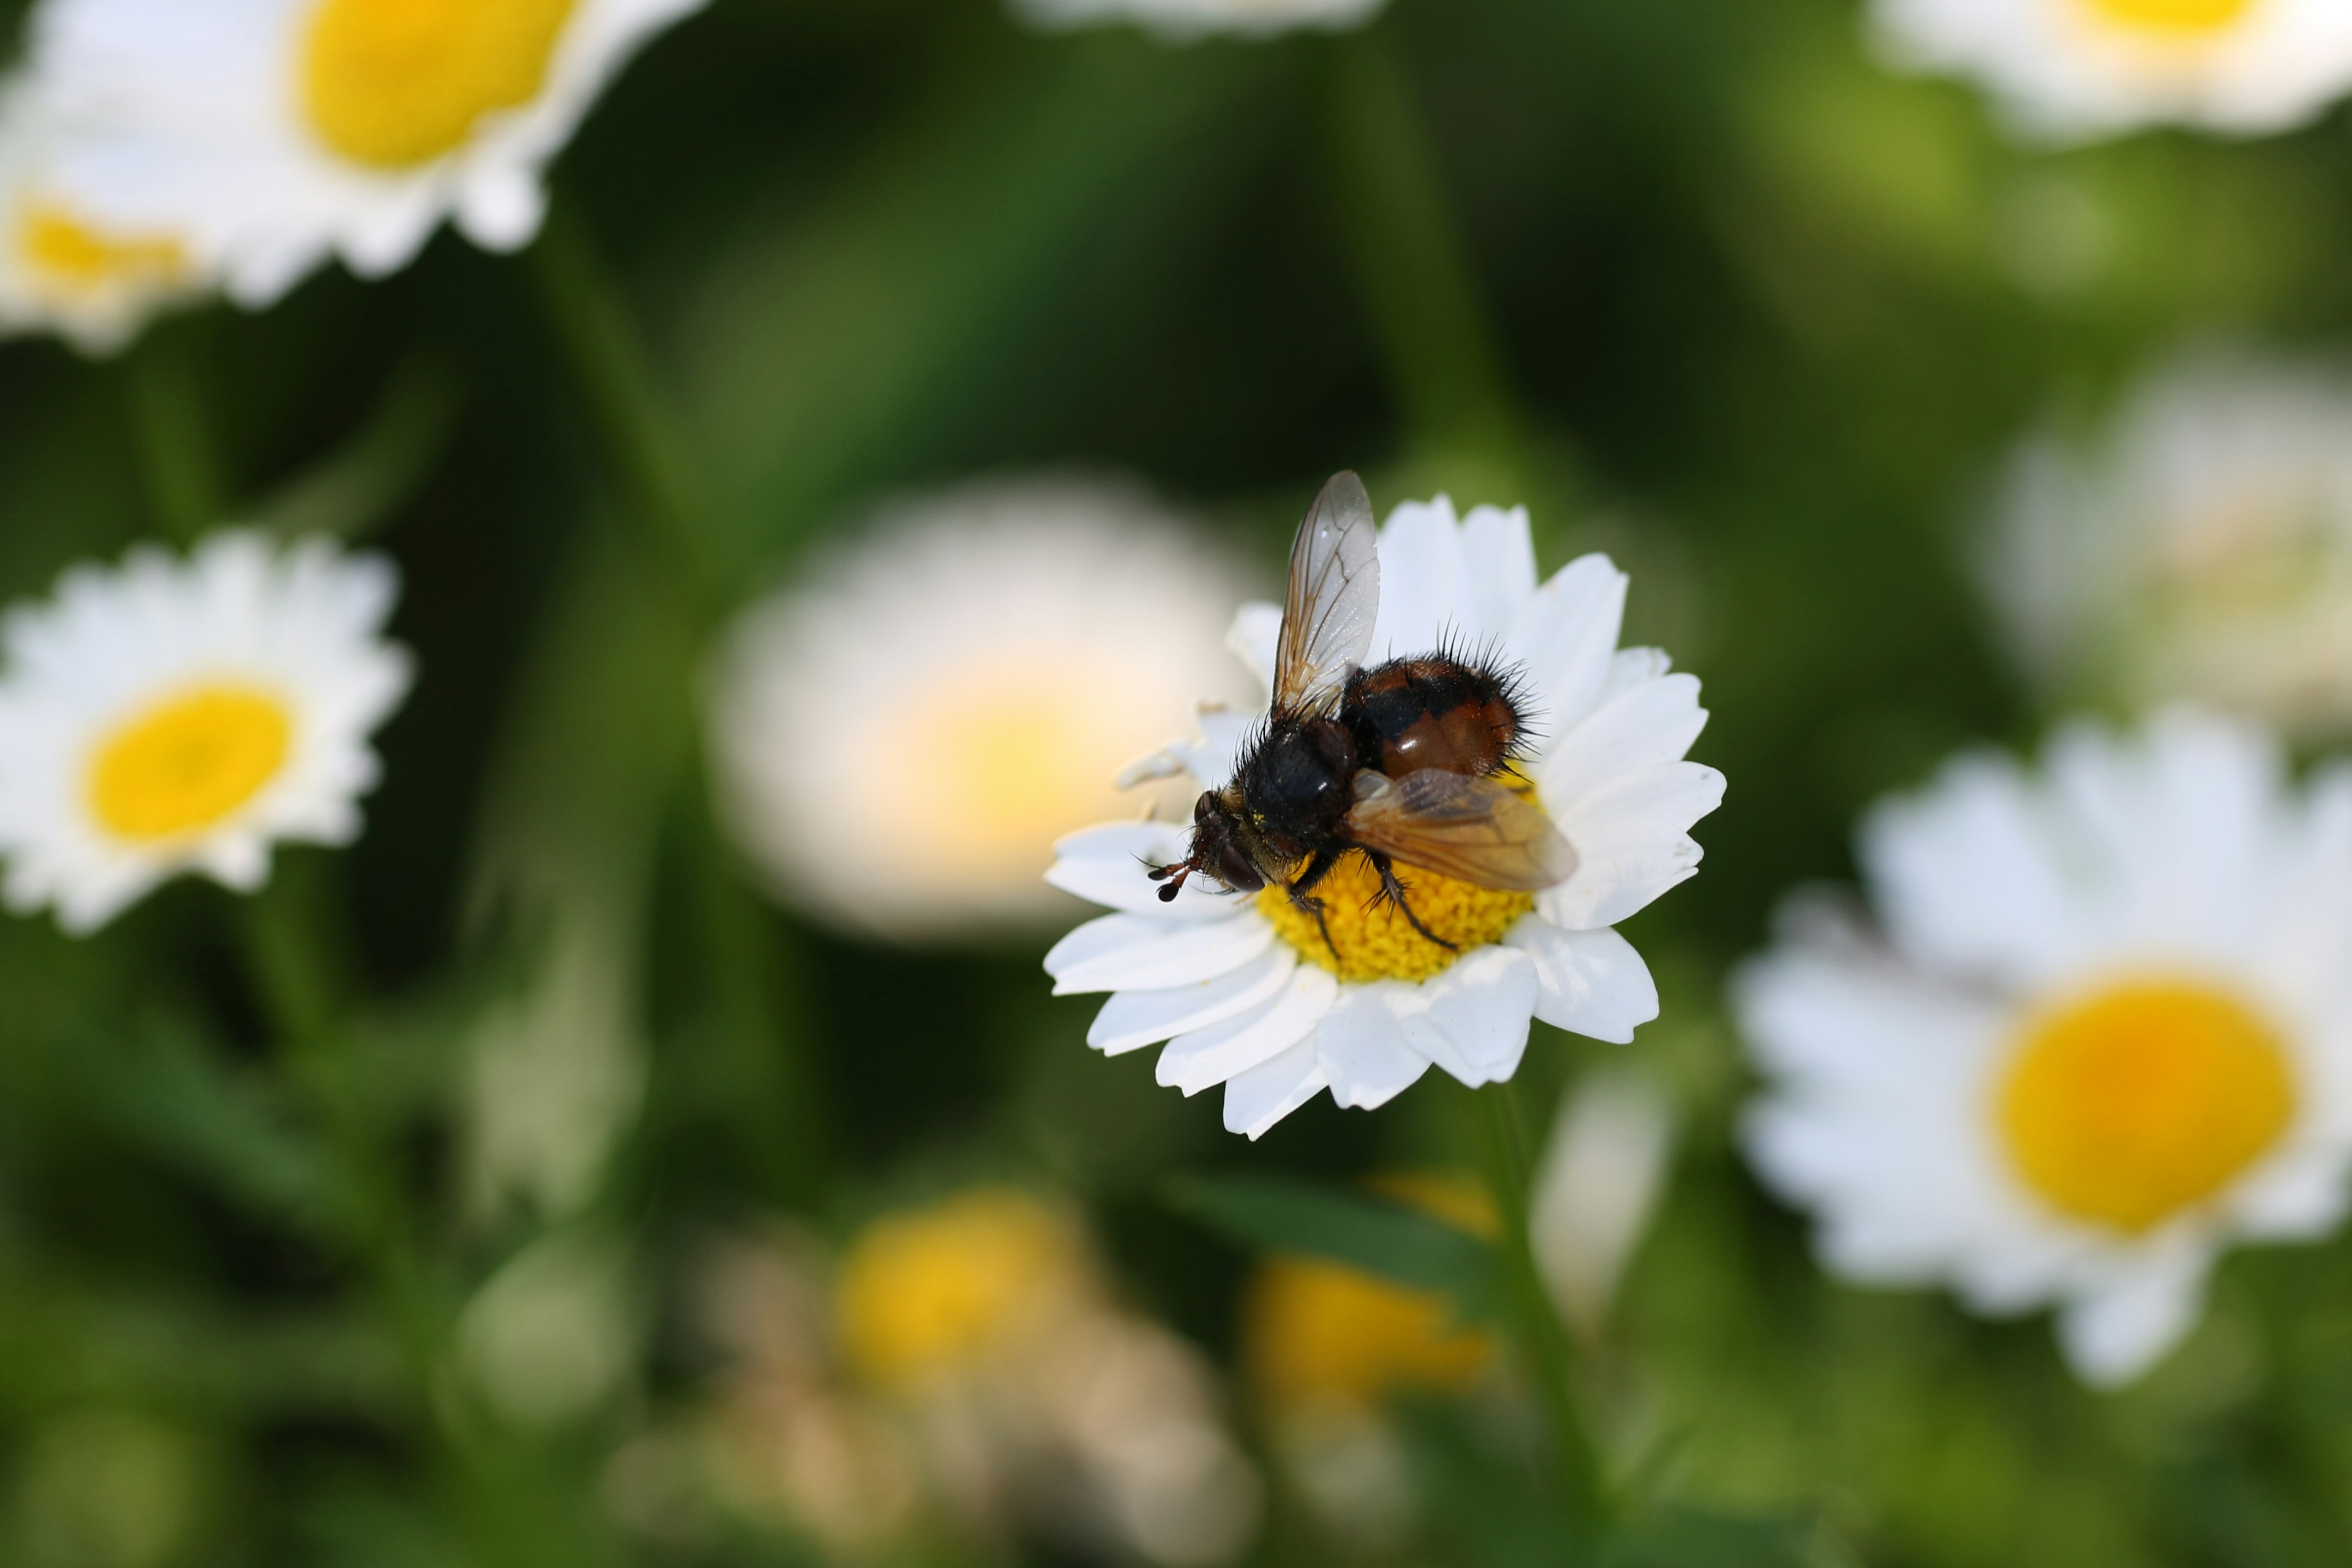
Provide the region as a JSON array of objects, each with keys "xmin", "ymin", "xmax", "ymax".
[{"xmin": 4, "ymin": 0, "xmax": 2352, "ymax": 1564}]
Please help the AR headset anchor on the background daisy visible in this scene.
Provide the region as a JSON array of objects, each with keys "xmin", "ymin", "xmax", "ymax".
[
  {"xmin": 0, "ymin": 529, "xmax": 412, "ymax": 933},
  {"xmin": 707, "ymin": 476, "xmax": 1257, "ymax": 944},
  {"xmin": 1981, "ymin": 349, "xmax": 2352, "ymax": 739},
  {"xmin": 1872, "ymin": 0, "xmax": 2352, "ymax": 140},
  {"xmin": 1046, "ymin": 493, "xmax": 1723, "ymax": 1139},
  {"xmin": 1008, "ymin": 0, "xmax": 1387, "ymax": 42},
  {"xmin": 32, "ymin": 0, "xmax": 710, "ymax": 306},
  {"xmin": 1739, "ymin": 711, "xmax": 2352, "ymax": 1385}
]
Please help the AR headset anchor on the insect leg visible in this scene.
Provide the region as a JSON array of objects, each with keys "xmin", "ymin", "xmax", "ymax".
[
  {"xmin": 1286, "ymin": 848, "xmax": 1344, "ymax": 961},
  {"xmin": 1365, "ymin": 851, "xmax": 1459, "ymax": 952}
]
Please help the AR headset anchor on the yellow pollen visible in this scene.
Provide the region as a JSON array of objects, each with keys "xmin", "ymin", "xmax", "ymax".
[
  {"xmin": 19, "ymin": 201, "xmax": 186, "ymax": 293},
  {"xmin": 1258, "ymin": 851, "xmax": 1532, "ymax": 984},
  {"xmin": 1997, "ymin": 980, "xmax": 2295, "ymax": 1235},
  {"xmin": 300, "ymin": 0, "xmax": 578, "ymax": 170},
  {"xmin": 86, "ymin": 685, "xmax": 294, "ymax": 843},
  {"xmin": 2081, "ymin": 0, "xmax": 2254, "ymax": 36}
]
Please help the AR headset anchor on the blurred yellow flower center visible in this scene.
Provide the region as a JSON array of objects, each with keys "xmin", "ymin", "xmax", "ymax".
[
  {"xmin": 87, "ymin": 685, "xmax": 293, "ymax": 843},
  {"xmin": 878, "ymin": 664, "xmax": 1136, "ymax": 889},
  {"xmin": 19, "ymin": 202, "xmax": 186, "ymax": 295},
  {"xmin": 1997, "ymin": 981, "xmax": 2294, "ymax": 1235},
  {"xmin": 2082, "ymin": 0, "xmax": 2253, "ymax": 35},
  {"xmin": 835, "ymin": 1191, "xmax": 1082, "ymax": 1394},
  {"xmin": 301, "ymin": 0, "xmax": 578, "ymax": 169},
  {"xmin": 1259, "ymin": 852, "xmax": 1533, "ymax": 985}
]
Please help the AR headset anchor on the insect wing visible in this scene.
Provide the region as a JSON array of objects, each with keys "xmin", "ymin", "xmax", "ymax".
[
  {"xmin": 1272, "ymin": 470, "xmax": 1379, "ymax": 714},
  {"xmin": 1345, "ymin": 769, "xmax": 1578, "ymax": 892}
]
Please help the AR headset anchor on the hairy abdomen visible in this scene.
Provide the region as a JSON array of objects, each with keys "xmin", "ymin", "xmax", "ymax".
[{"xmin": 1347, "ymin": 657, "xmax": 1525, "ymax": 778}]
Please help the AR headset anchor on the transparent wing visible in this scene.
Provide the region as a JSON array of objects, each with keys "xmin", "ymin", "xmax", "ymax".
[
  {"xmin": 1273, "ymin": 470, "xmax": 1380, "ymax": 714},
  {"xmin": 1345, "ymin": 769, "xmax": 1578, "ymax": 892}
]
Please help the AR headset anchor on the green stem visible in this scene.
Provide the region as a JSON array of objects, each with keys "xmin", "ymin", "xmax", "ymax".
[
  {"xmin": 1469, "ymin": 1076, "xmax": 1610, "ymax": 1531},
  {"xmin": 125, "ymin": 337, "xmax": 226, "ymax": 546},
  {"xmin": 1319, "ymin": 30, "xmax": 1523, "ymax": 464},
  {"xmin": 526, "ymin": 199, "xmax": 711, "ymax": 611}
]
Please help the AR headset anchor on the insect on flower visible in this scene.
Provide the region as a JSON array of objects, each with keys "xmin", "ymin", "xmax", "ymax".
[{"xmin": 1150, "ymin": 472, "xmax": 1577, "ymax": 956}]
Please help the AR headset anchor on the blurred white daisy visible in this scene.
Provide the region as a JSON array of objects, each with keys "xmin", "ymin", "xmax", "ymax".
[
  {"xmin": 1738, "ymin": 712, "xmax": 2352, "ymax": 1386},
  {"xmin": 0, "ymin": 78, "xmax": 205, "ymax": 353},
  {"xmin": 0, "ymin": 530, "xmax": 412, "ymax": 933},
  {"xmin": 1530, "ymin": 1069, "xmax": 1674, "ymax": 1338},
  {"xmin": 707, "ymin": 476, "xmax": 1257, "ymax": 944},
  {"xmin": 32, "ymin": 0, "xmax": 709, "ymax": 307},
  {"xmin": 1983, "ymin": 352, "xmax": 2352, "ymax": 739},
  {"xmin": 1009, "ymin": 0, "xmax": 1384, "ymax": 42},
  {"xmin": 1046, "ymin": 494, "xmax": 1723, "ymax": 1139},
  {"xmin": 1873, "ymin": 0, "xmax": 2352, "ymax": 141}
]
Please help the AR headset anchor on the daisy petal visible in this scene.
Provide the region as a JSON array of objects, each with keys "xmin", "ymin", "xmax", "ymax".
[
  {"xmin": 1156, "ymin": 965, "xmax": 1338, "ymax": 1095},
  {"xmin": 1461, "ymin": 505, "xmax": 1537, "ymax": 636},
  {"xmin": 2057, "ymin": 1251, "xmax": 2208, "ymax": 1388},
  {"xmin": 1315, "ymin": 982, "xmax": 1434, "ymax": 1110},
  {"xmin": 1392, "ymin": 946, "xmax": 1539, "ymax": 1088},
  {"xmin": 1369, "ymin": 498, "xmax": 1471, "ymax": 660},
  {"xmin": 1505, "ymin": 555, "xmax": 1625, "ymax": 747},
  {"xmin": 1047, "ymin": 821, "xmax": 1232, "ymax": 919},
  {"xmin": 1087, "ymin": 946, "xmax": 1299, "ymax": 1055},
  {"xmin": 1227, "ymin": 603, "xmax": 1281, "ymax": 695},
  {"xmin": 1542, "ymin": 761, "xmax": 1725, "ymax": 930},
  {"xmin": 1221, "ymin": 1038, "xmax": 1329, "ymax": 1140},
  {"xmin": 1542, "ymin": 673, "xmax": 1708, "ymax": 811},
  {"xmin": 1046, "ymin": 911, "xmax": 1273, "ymax": 995},
  {"xmin": 1505, "ymin": 919, "xmax": 1658, "ymax": 1043}
]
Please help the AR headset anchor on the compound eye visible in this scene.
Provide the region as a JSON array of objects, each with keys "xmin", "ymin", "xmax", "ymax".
[
  {"xmin": 1216, "ymin": 846, "xmax": 1264, "ymax": 893},
  {"xmin": 1193, "ymin": 792, "xmax": 1218, "ymax": 825}
]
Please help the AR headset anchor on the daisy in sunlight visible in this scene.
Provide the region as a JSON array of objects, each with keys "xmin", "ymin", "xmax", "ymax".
[
  {"xmin": 29, "ymin": 0, "xmax": 709, "ymax": 307},
  {"xmin": 1872, "ymin": 0, "xmax": 2352, "ymax": 141},
  {"xmin": 1739, "ymin": 712, "xmax": 2352, "ymax": 1386},
  {"xmin": 1009, "ymin": 0, "xmax": 1385, "ymax": 41},
  {"xmin": 707, "ymin": 476, "xmax": 1256, "ymax": 945},
  {"xmin": 0, "ymin": 77, "xmax": 205, "ymax": 353},
  {"xmin": 1047, "ymin": 478, "xmax": 1722, "ymax": 1139},
  {"xmin": 0, "ymin": 530, "xmax": 412, "ymax": 933}
]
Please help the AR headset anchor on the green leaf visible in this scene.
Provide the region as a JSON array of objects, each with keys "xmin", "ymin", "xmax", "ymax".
[{"xmin": 1163, "ymin": 1172, "xmax": 1504, "ymax": 1320}]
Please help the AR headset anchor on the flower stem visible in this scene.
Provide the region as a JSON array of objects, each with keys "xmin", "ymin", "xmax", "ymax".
[
  {"xmin": 526, "ymin": 198, "xmax": 712, "ymax": 613},
  {"xmin": 124, "ymin": 334, "xmax": 226, "ymax": 546},
  {"xmin": 1318, "ymin": 29, "xmax": 1524, "ymax": 471},
  {"xmin": 1469, "ymin": 1075, "xmax": 1610, "ymax": 1531}
]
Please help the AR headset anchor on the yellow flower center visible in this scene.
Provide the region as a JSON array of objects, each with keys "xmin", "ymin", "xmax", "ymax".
[
  {"xmin": 1258, "ymin": 852, "xmax": 1533, "ymax": 985},
  {"xmin": 300, "ymin": 0, "xmax": 578, "ymax": 170},
  {"xmin": 87, "ymin": 685, "xmax": 294, "ymax": 843},
  {"xmin": 18, "ymin": 200, "xmax": 186, "ymax": 295},
  {"xmin": 1997, "ymin": 980, "xmax": 2295, "ymax": 1235},
  {"xmin": 2081, "ymin": 0, "xmax": 2254, "ymax": 37},
  {"xmin": 834, "ymin": 1191, "xmax": 1085, "ymax": 1395}
]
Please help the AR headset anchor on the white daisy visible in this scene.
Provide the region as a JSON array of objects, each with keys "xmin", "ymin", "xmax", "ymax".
[
  {"xmin": 1738, "ymin": 711, "xmax": 2352, "ymax": 1386},
  {"xmin": 1008, "ymin": 0, "xmax": 1384, "ymax": 42},
  {"xmin": 707, "ymin": 476, "xmax": 1258, "ymax": 944},
  {"xmin": 0, "ymin": 77, "xmax": 206, "ymax": 353},
  {"xmin": 1045, "ymin": 491, "xmax": 1724, "ymax": 1139},
  {"xmin": 1872, "ymin": 0, "xmax": 2352, "ymax": 141},
  {"xmin": 1983, "ymin": 350, "xmax": 2352, "ymax": 739},
  {"xmin": 31, "ymin": 0, "xmax": 709, "ymax": 308},
  {"xmin": 0, "ymin": 529, "xmax": 413, "ymax": 933}
]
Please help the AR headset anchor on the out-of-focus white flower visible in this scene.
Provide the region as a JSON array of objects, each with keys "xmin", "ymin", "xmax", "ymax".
[
  {"xmin": 460, "ymin": 1226, "xmax": 638, "ymax": 1427},
  {"xmin": 693, "ymin": 1191, "xmax": 1262, "ymax": 1566},
  {"xmin": 1871, "ymin": 0, "xmax": 2352, "ymax": 141},
  {"xmin": 0, "ymin": 78, "xmax": 205, "ymax": 354},
  {"xmin": 1047, "ymin": 495, "xmax": 1722, "ymax": 1139},
  {"xmin": 1531, "ymin": 1069, "xmax": 1673, "ymax": 1338},
  {"xmin": 1984, "ymin": 352, "xmax": 2352, "ymax": 739},
  {"xmin": 0, "ymin": 530, "xmax": 411, "ymax": 933},
  {"xmin": 708, "ymin": 476, "xmax": 1256, "ymax": 944},
  {"xmin": 1738, "ymin": 712, "xmax": 2352, "ymax": 1386},
  {"xmin": 1008, "ymin": 0, "xmax": 1384, "ymax": 42},
  {"xmin": 31, "ymin": 0, "xmax": 709, "ymax": 307}
]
